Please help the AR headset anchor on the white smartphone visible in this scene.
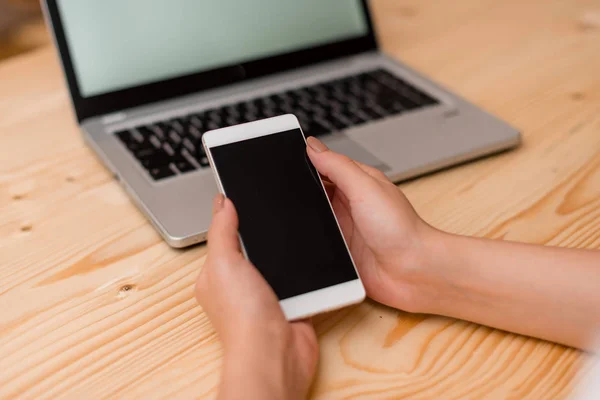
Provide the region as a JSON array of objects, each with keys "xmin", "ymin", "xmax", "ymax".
[{"xmin": 202, "ymin": 114, "xmax": 365, "ymax": 320}]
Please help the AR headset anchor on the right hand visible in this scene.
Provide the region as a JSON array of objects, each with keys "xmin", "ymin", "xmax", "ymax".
[
  {"xmin": 306, "ymin": 136, "xmax": 444, "ymax": 313},
  {"xmin": 196, "ymin": 195, "xmax": 318, "ymax": 400}
]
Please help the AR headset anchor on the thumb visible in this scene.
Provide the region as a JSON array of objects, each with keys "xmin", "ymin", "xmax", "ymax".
[
  {"xmin": 199, "ymin": 195, "xmax": 284, "ymax": 325},
  {"xmin": 306, "ymin": 136, "xmax": 380, "ymax": 203},
  {"xmin": 207, "ymin": 194, "xmax": 242, "ymax": 261}
]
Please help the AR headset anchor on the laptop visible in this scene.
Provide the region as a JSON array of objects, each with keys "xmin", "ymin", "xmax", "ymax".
[{"xmin": 43, "ymin": 0, "xmax": 520, "ymax": 248}]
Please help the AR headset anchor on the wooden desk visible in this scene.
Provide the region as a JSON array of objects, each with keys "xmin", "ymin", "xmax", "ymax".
[{"xmin": 1, "ymin": 0, "xmax": 599, "ymax": 398}]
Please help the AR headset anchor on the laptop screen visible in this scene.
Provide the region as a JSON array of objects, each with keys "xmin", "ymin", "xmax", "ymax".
[{"xmin": 57, "ymin": 0, "xmax": 369, "ymax": 98}]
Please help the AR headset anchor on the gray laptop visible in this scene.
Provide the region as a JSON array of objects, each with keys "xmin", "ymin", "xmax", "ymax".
[{"xmin": 43, "ymin": 0, "xmax": 520, "ymax": 248}]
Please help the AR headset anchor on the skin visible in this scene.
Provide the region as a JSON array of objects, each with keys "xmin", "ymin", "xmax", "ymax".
[
  {"xmin": 196, "ymin": 196, "xmax": 318, "ymax": 400},
  {"xmin": 195, "ymin": 136, "xmax": 600, "ymax": 400}
]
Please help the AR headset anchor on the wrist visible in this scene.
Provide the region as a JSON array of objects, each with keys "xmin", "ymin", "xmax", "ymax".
[
  {"xmin": 219, "ymin": 350, "xmax": 284, "ymax": 400},
  {"xmin": 218, "ymin": 325, "xmax": 297, "ymax": 400},
  {"xmin": 416, "ymin": 229, "xmax": 483, "ymax": 317},
  {"xmin": 372, "ymin": 222, "xmax": 452, "ymax": 314},
  {"xmin": 407, "ymin": 225, "xmax": 468, "ymax": 315}
]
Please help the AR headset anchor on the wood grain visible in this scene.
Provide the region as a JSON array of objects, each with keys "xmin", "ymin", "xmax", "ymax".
[{"xmin": 1, "ymin": 0, "xmax": 600, "ymax": 398}]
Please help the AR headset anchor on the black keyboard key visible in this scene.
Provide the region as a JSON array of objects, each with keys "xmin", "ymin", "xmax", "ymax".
[
  {"xmin": 305, "ymin": 119, "xmax": 332, "ymax": 137},
  {"xmin": 360, "ymin": 107, "xmax": 382, "ymax": 120},
  {"xmin": 306, "ymin": 104, "xmax": 327, "ymax": 117},
  {"xmin": 386, "ymin": 82, "xmax": 434, "ymax": 107},
  {"xmin": 185, "ymin": 125, "xmax": 203, "ymax": 140},
  {"xmin": 149, "ymin": 165, "xmax": 175, "ymax": 180},
  {"xmin": 370, "ymin": 69, "xmax": 395, "ymax": 81},
  {"xmin": 136, "ymin": 126, "xmax": 155, "ymax": 138},
  {"xmin": 182, "ymin": 138, "xmax": 196, "ymax": 154},
  {"xmin": 115, "ymin": 129, "xmax": 135, "ymax": 144},
  {"xmin": 223, "ymin": 105, "xmax": 239, "ymax": 117},
  {"xmin": 172, "ymin": 158, "xmax": 195, "ymax": 174},
  {"xmin": 149, "ymin": 135, "xmax": 162, "ymax": 149},
  {"xmin": 381, "ymin": 101, "xmax": 406, "ymax": 115},
  {"xmin": 263, "ymin": 109, "xmax": 280, "ymax": 118},
  {"xmin": 126, "ymin": 140, "xmax": 150, "ymax": 152},
  {"xmin": 134, "ymin": 148, "xmax": 155, "ymax": 160},
  {"xmin": 395, "ymin": 95, "xmax": 422, "ymax": 110},
  {"xmin": 253, "ymin": 98, "xmax": 269, "ymax": 109},
  {"xmin": 344, "ymin": 112, "xmax": 367, "ymax": 125},
  {"xmin": 130, "ymin": 129, "xmax": 144, "ymax": 143},
  {"xmin": 279, "ymin": 104, "xmax": 294, "ymax": 114},
  {"xmin": 237, "ymin": 113, "xmax": 250, "ymax": 124},
  {"xmin": 329, "ymin": 114, "xmax": 349, "ymax": 130},
  {"xmin": 163, "ymin": 142, "xmax": 176, "ymax": 157},
  {"xmin": 154, "ymin": 122, "xmax": 168, "ymax": 134},
  {"xmin": 232, "ymin": 101, "xmax": 246, "ymax": 113},
  {"xmin": 189, "ymin": 115, "xmax": 204, "ymax": 129},
  {"xmin": 206, "ymin": 121, "xmax": 222, "ymax": 131},
  {"xmin": 326, "ymin": 100, "xmax": 344, "ymax": 113},
  {"xmin": 257, "ymin": 109, "xmax": 272, "ymax": 120},
  {"xmin": 168, "ymin": 129, "xmax": 182, "ymax": 142},
  {"xmin": 198, "ymin": 156, "xmax": 210, "ymax": 167},
  {"xmin": 330, "ymin": 89, "xmax": 350, "ymax": 103},
  {"xmin": 191, "ymin": 147, "xmax": 210, "ymax": 167},
  {"xmin": 297, "ymin": 97, "xmax": 313, "ymax": 109},
  {"xmin": 269, "ymin": 94, "xmax": 286, "ymax": 106},
  {"xmin": 179, "ymin": 148, "xmax": 198, "ymax": 167},
  {"xmin": 136, "ymin": 148, "xmax": 171, "ymax": 168},
  {"xmin": 167, "ymin": 119, "xmax": 185, "ymax": 134},
  {"xmin": 241, "ymin": 112, "xmax": 257, "ymax": 123},
  {"xmin": 225, "ymin": 116, "xmax": 239, "ymax": 126},
  {"xmin": 167, "ymin": 130, "xmax": 182, "ymax": 148},
  {"xmin": 205, "ymin": 109, "xmax": 223, "ymax": 122},
  {"xmin": 116, "ymin": 130, "xmax": 150, "ymax": 151}
]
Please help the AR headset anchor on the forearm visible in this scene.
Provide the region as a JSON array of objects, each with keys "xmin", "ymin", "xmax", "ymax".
[{"xmin": 426, "ymin": 231, "xmax": 600, "ymax": 350}]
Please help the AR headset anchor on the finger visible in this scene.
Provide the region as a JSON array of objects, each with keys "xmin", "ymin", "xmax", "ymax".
[
  {"xmin": 291, "ymin": 318, "xmax": 318, "ymax": 352},
  {"xmin": 319, "ymin": 173, "xmax": 333, "ymax": 184},
  {"xmin": 323, "ymin": 180, "xmax": 335, "ymax": 199},
  {"xmin": 333, "ymin": 183, "xmax": 350, "ymax": 207},
  {"xmin": 322, "ymin": 179, "xmax": 351, "ymax": 211},
  {"xmin": 207, "ymin": 195, "xmax": 242, "ymax": 260},
  {"xmin": 199, "ymin": 196, "xmax": 279, "ymax": 311},
  {"xmin": 291, "ymin": 317, "xmax": 318, "ymax": 359},
  {"xmin": 354, "ymin": 160, "xmax": 391, "ymax": 184},
  {"xmin": 306, "ymin": 136, "xmax": 380, "ymax": 203},
  {"xmin": 330, "ymin": 189, "xmax": 354, "ymax": 242}
]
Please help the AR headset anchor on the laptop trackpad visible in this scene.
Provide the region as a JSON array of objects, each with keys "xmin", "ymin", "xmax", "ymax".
[{"xmin": 322, "ymin": 134, "xmax": 390, "ymax": 172}]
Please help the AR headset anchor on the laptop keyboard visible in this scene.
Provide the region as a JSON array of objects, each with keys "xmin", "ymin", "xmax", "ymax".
[{"xmin": 114, "ymin": 69, "xmax": 439, "ymax": 181}]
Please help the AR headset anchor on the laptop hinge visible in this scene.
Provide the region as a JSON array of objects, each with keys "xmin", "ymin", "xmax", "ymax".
[{"xmin": 101, "ymin": 112, "xmax": 127, "ymax": 125}]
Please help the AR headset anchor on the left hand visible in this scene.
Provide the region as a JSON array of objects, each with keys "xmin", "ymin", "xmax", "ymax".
[{"xmin": 195, "ymin": 194, "xmax": 319, "ymax": 400}]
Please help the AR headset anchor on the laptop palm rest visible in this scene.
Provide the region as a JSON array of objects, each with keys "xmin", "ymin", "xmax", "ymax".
[{"xmin": 322, "ymin": 134, "xmax": 391, "ymax": 173}]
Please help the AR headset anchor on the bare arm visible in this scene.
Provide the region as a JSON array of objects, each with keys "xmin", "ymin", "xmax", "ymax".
[
  {"xmin": 307, "ymin": 136, "xmax": 600, "ymax": 351},
  {"xmin": 426, "ymin": 232, "xmax": 600, "ymax": 350}
]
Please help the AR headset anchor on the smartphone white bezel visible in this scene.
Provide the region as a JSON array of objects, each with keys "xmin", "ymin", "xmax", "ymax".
[{"xmin": 202, "ymin": 114, "xmax": 365, "ymax": 320}]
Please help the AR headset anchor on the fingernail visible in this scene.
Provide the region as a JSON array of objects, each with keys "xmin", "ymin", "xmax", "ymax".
[
  {"xmin": 307, "ymin": 136, "xmax": 328, "ymax": 153},
  {"xmin": 213, "ymin": 193, "xmax": 225, "ymax": 214}
]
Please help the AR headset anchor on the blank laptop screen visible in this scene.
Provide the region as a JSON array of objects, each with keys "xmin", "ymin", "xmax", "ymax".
[{"xmin": 57, "ymin": 0, "xmax": 369, "ymax": 97}]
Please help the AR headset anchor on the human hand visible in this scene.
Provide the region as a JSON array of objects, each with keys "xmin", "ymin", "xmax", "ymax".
[
  {"xmin": 195, "ymin": 195, "xmax": 318, "ymax": 400},
  {"xmin": 306, "ymin": 137, "xmax": 444, "ymax": 314},
  {"xmin": 306, "ymin": 137, "xmax": 600, "ymax": 352}
]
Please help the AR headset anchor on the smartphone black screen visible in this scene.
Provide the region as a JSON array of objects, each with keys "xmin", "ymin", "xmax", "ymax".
[{"xmin": 210, "ymin": 129, "xmax": 358, "ymax": 300}]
